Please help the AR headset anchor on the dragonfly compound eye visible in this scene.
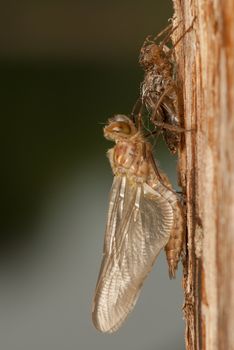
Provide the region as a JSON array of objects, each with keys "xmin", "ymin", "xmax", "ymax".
[
  {"xmin": 111, "ymin": 122, "xmax": 131, "ymax": 135},
  {"xmin": 104, "ymin": 115, "xmax": 138, "ymax": 142}
]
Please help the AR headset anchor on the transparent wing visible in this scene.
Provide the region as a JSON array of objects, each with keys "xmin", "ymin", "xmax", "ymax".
[{"xmin": 92, "ymin": 175, "xmax": 175, "ymax": 333}]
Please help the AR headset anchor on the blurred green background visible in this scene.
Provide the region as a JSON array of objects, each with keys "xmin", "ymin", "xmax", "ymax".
[{"xmin": 0, "ymin": 1, "xmax": 185, "ymax": 349}]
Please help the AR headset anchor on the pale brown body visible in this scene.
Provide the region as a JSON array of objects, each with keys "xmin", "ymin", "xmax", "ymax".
[
  {"xmin": 92, "ymin": 115, "xmax": 184, "ymax": 333},
  {"xmin": 105, "ymin": 116, "xmax": 184, "ymax": 277}
]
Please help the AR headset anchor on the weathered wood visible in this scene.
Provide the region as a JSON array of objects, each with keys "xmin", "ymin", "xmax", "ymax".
[{"xmin": 172, "ymin": 0, "xmax": 234, "ymax": 349}]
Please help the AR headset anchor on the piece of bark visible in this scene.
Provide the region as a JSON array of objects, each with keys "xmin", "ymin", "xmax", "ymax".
[{"xmin": 171, "ymin": 1, "xmax": 234, "ymax": 349}]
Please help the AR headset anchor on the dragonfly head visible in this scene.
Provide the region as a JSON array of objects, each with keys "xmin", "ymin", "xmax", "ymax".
[{"xmin": 104, "ymin": 115, "xmax": 138, "ymax": 142}]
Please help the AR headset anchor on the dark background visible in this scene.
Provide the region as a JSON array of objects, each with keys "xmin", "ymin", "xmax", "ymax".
[{"xmin": 0, "ymin": 1, "xmax": 185, "ymax": 349}]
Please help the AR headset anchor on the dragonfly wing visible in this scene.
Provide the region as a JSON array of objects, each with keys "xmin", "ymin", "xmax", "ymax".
[{"xmin": 92, "ymin": 177, "xmax": 174, "ymax": 333}]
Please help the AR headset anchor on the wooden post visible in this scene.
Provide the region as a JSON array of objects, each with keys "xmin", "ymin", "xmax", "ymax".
[{"xmin": 172, "ymin": 1, "xmax": 234, "ymax": 349}]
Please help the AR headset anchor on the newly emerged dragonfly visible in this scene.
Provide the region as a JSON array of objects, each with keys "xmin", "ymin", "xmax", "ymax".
[{"xmin": 92, "ymin": 115, "xmax": 184, "ymax": 333}]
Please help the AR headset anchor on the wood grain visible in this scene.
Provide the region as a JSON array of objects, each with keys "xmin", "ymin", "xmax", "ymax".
[{"xmin": 171, "ymin": 0, "xmax": 234, "ymax": 349}]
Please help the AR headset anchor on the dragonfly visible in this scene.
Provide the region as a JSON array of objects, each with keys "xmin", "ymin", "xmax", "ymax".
[{"xmin": 92, "ymin": 114, "xmax": 184, "ymax": 333}]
